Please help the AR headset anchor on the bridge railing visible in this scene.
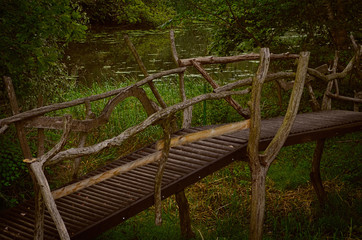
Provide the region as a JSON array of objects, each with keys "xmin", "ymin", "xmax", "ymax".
[{"xmin": 0, "ymin": 30, "xmax": 361, "ymax": 239}]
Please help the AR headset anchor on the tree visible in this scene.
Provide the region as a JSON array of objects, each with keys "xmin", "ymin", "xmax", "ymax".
[
  {"xmin": 172, "ymin": 0, "xmax": 361, "ymax": 55},
  {"xmin": 0, "ymin": 0, "xmax": 87, "ymax": 108},
  {"xmin": 75, "ymin": 0, "xmax": 175, "ymax": 27}
]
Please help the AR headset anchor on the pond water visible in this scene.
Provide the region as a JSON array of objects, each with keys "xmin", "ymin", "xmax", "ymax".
[{"xmin": 64, "ymin": 25, "xmax": 259, "ymax": 86}]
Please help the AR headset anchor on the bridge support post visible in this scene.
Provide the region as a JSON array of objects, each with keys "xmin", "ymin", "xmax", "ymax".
[
  {"xmin": 310, "ymin": 139, "xmax": 327, "ymax": 206},
  {"xmin": 175, "ymin": 190, "xmax": 195, "ymax": 239},
  {"xmin": 4, "ymin": 76, "xmax": 46, "ymax": 240},
  {"xmin": 248, "ymin": 50, "xmax": 309, "ymax": 240}
]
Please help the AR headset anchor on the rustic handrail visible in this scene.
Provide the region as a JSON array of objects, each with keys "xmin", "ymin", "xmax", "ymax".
[{"xmin": 0, "ymin": 67, "xmax": 186, "ymax": 128}]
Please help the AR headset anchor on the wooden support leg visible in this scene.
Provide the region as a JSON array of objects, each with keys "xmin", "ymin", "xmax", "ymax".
[
  {"xmin": 4, "ymin": 76, "xmax": 46, "ymax": 239},
  {"xmin": 310, "ymin": 139, "xmax": 327, "ymax": 207},
  {"xmin": 72, "ymin": 133, "xmax": 87, "ymax": 180},
  {"xmin": 30, "ymin": 162, "xmax": 70, "ymax": 240},
  {"xmin": 33, "ymin": 183, "xmax": 45, "ymax": 240},
  {"xmin": 175, "ymin": 190, "xmax": 195, "ymax": 239},
  {"xmin": 249, "ymin": 166, "xmax": 268, "ymax": 240},
  {"xmin": 154, "ymin": 118, "xmax": 172, "ymax": 226}
]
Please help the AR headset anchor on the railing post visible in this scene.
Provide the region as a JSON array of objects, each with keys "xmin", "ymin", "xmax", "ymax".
[
  {"xmin": 248, "ymin": 50, "xmax": 309, "ymax": 240},
  {"xmin": 3, "ymin": 76, "xmax": 45, "ymax": 240},
  {"xmin": 73, "ymin": 100, "xmax": 94, "ymax": 180},
  {"xmin": 154, "ymin": 116, "xmax": 172, "ymax": 226},
  {"xmin": 170, "ymin": 29, "xmax": 196, "ymax": 238},
  {"xmin": 170, "ymin": 30, "xmax": 192, "ymax": 128}
]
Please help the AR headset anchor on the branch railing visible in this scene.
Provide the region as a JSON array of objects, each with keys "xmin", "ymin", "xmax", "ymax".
[{"xmin": 1, "ymin": 30, "xmax": 361, "ymax": 240}]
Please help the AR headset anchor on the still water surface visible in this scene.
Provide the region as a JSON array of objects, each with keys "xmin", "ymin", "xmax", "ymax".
[{"xmin": 64, "ymin": 25, "xmax": 258, "ymax": 86}]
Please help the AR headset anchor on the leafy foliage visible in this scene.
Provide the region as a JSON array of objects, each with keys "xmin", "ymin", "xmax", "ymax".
[
  {"xmin": 0, "ymin": 130, "xmax": 32, "ymax": 209},
  {"xmin": 172, "ymin": 0, "xmax": 361, "ymax": 56},
  {"xmin": 0, "ymin": 0, "xmax": 87, "ymax": 108},
  {"xmin": 75, "ymin": 0, "xmax": 175, "ymax": 27}
]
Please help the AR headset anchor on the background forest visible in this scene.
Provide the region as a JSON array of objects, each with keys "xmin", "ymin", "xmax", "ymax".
[{"xmin": 0, "ymin": 0, "xmax": 361, "ymax": 239}]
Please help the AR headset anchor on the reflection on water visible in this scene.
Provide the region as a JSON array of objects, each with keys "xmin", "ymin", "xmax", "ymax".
[{"xmin": 64, "ymin": 25, "xmax": 259, "ymax": 86}]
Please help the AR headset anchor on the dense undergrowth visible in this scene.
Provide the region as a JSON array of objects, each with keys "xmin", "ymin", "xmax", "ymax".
[{"xmin": 0, "ymin": 74, "xmax": 361, "ymax": 239}]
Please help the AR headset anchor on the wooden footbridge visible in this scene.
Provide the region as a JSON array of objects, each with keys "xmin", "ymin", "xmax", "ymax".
[
  {"xmin": 1, "ymin": 31, "xmax": 361, "ymax": 239},
  {"xmin": 1, "ymin": 110, "xmax": 362, "ymax": 240}
]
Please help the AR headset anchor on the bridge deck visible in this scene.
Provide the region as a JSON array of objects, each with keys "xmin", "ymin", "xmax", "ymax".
[{"xmin": 1, "ymin": 110, "xmax": 361, "ymax": 240}]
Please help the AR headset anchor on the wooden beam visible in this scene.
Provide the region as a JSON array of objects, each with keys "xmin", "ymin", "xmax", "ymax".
[
  {"xmin": 23, "ymin": 88, "xmax": 159, "ymax": 132},
  {"xmin": 175, "ymin": 190, "xmax": 196, "ymax": 239},
  {"xmin": 310, "ymin": 139, "xmax": 327, "ymax": 206},
  {"xmin": 156, "ymin": 119, "xmax": 250, "ymax": 150},
  {"xmin": 179, "ymin": 53, "xmax": 299, "ymax": 67}
]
